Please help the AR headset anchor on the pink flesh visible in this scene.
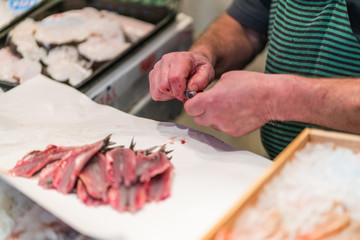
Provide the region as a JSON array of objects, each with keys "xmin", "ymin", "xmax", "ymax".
[
  {"xmin": 9, "ymin": 144, "xmax": 75, "ymax": 177},
  {"xmin": 77, "ymin": 179, "xmax": 103, "ymax": 206},
  {"xmin": 135, "ymin": 152, "xmax": 172, "ymax": 183},
  {"xmin": 108, "ymin": 185, "xmax": 128, "ymax": 212},
  {"xmin": 52, "ymin": 139, "xmax": 106, "ymax": 194},
  {"xmin": 147, "ymin": 167, "xmax": 173, "ymax": 202},
  {"xmin": 105, "ymin": 147, "xmax": 136, "ymax": 187},
  {"xmin": 127, "ymin": 181, "xmax": 149, "ymax": 213},
  {"xmin": 79, "ymin": 152, "xmax": 109, "ymax": 201},
  {"xmin": 107, "ymin": 181, "xmax": 149, "ymax": 213},
  {"xmin": 38, "ymin": 160, "xmax": 63, "ymax": 189}
]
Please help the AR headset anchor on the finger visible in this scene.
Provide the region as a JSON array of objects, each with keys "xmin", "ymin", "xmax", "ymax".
[
  {"xmin": 193, "ymin": 114, "xmax": 213, "ymax": 127},
  {"xmin": 187, "ymin": 63, "xmax": 214, "ymax": 92},
  {"xmin": 167, "ymin": 61, "xmax": 192, "ymax": 100},
  {"xmin": 184, "ymin": 92, "xmax": 206, "ymax": 116},
  {"xmin": 149, "ymin": 67, "xmax": 173, "ymax": 101},
  {"xmin": 211, "ymin": 124, "xmax": 222, "ymax": 132}
]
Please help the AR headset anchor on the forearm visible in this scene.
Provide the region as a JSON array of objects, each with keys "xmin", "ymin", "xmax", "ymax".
[
  {"xmin": 189, "ymin": 13, "xmax": 266, "ymax": 78},
  {"xmin": 273, "ymin": 75, "xmax": 360, "ymax": 133}
]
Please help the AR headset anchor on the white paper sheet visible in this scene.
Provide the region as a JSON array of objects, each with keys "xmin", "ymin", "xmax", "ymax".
[{"xmin": 0, "ymin": 75, "xmax": 271, "ymax": 240}]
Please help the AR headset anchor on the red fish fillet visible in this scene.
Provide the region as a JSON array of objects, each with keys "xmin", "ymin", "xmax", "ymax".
[
  {"xmin": 52, "ymin": 137, "xmax": 110, "ymax": 194},
  {"xmin": 79, "ymin": 152, "xmax": 109, "ymax": 202},
  {"xmin": 9, "ymin": 144, "xmax": 75, "ymax": 177},
  {"xmin": 77, "ymin": 179, "xmax": 103, "ymax": 206},
  {"xmin": 135, "ymin": 151, "xmax": 172, "ymax": 183},
  {"xmin": 108, "ymin": 181, "xmax": 149, "ymax": 213},
  {"xmin": 147, "ymin": 166, "xmax": 173, "ymax": 202},
  {"xmin": 38, "ymin": 160, "xmax": 63, "ymax": 189},
  {"xmin": 105, "ymin": 147, "xmax": 136, "ymax": 187}
]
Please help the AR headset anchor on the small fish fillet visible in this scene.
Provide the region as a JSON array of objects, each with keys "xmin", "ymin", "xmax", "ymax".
[
  {"xmin": 9, "ymin": 144, "xmax": 75, "ymax": 178},
  {"xmin": 79, "ymin": 152, "xmax": 109, "ymax": 202},
  {"xmin": 52, "ymin": 137, "xmax": 110, "ymax": 194},
  {"xmin": 105, "ymin": 147, "xmax": 136, "ymax": 187}
]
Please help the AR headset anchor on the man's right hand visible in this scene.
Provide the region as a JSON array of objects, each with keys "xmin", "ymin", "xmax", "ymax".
[{"xmin": 149, "ymin": 51, "xmax": 215, "ymax": 102}]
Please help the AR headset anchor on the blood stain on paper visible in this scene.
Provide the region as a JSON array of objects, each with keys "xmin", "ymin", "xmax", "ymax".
[
  {"xmin": 169, "ymin": 137, "xmax": 176, "ymax": 144},
  {"xmin": 168, "ymin": 137, "xmax": 186, "ymax": 144}
]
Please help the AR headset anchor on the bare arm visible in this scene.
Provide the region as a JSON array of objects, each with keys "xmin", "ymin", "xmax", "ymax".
[
  {"xmin": 190, "ymin": 13, "xmax": 267, "ymax": 78},
  {"xmin": 273, "ymin": 75, "xmax": 360, "ymax": 133}
]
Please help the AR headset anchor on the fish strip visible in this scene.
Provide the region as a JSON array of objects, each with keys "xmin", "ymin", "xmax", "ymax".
[
  {"xmin": 52, "ymin": 136, "xmax": 110, "ymax": 194},
  {"xmin": 105, "ymin": 147, "xmax": 136, "ymax": 187},
  {"xmin": 135, "ymin": 151, "xmax": 172, "ymax": 183},
  {"xmin": 9, "ymin": 144, "xmax": 75, "ymax": 178},
  {"xmin": 147, "ymin": 166, "xmax": 173, "ymax": 202},
  {"xmin": 77, "ymin": 179, "xmax": 103, "ymax": 206},
  {"xmin": 127, "ymin": 181, "xmax": 149, "ymax": 213},
  {"xmin": 38, "ymin": 160, "xmax": 63, "ymax": 189},
  {"xmin": 107, "ymin": 185, "xmax": 128, "ymax": 212},
  {"xmin": 108, "ymin": 181, "xmax": 149, "ymax": 213},
  {"xmin": 79, "ymin": 152, "xmax": 109, "ymax": 202}
]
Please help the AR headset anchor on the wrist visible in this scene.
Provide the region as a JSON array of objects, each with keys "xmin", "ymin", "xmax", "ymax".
[
  {"xmin": 189, "ymin": 45, "xmax": 216, "ymax": 67},
  {"xmin": 268, "ymin": 74, "xmax": 310, "ymax": 122}
]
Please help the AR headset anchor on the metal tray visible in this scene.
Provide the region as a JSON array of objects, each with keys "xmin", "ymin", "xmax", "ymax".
[{"xmin": 0, "ymin": 0, "xmax": 176, "ymax": 91}]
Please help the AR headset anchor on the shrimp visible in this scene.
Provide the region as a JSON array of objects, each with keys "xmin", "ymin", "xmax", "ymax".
[
  {"xmin": 325, "ymin": 222, "xmax": 360, "ymax": 240},
  {"xmin": 296, "ymin": 202, "xmax": 350, "ymax": 240},
  {"xmin": 227, "ymin": 208, "xmax": 288, "ymax": 240}
]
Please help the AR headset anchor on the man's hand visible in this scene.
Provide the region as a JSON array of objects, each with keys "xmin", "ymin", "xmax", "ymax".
[
  {"xmin": 149, "ymin": 51, "xmax": 215, "ymax": 102},
  {"xmin": 185, "ymin": 71, "xmax": 277, "ymax": 137}
]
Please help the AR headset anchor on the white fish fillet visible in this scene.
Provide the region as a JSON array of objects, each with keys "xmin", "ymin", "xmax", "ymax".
[{"xmin": 78, "ymin": 36, "xmax": 130, "ymax": 62}]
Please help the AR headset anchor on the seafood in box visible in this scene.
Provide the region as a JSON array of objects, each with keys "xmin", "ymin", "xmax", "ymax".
[
  {"xmin": 206, "ymin": 129, "xmax": 360, "ymax": 240},
  {"xmin": 0, "ymin": 6, "xmax": 155, "ymax": 88},
  {"xmin": 9, "ymin": 136, "xmax": 174, "ymax": 213}
]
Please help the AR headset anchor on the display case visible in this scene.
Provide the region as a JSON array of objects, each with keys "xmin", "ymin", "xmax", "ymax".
[
  {"xmin": 0, "ymin": 0, "xmax": 193, "ymax": 121},
  {"xmin": 204, "ymin": 128, "xmax": 360, "ymax": 240}
]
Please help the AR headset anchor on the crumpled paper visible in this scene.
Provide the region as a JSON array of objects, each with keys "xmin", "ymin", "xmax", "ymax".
[{"xmin": 0, "ymin": 75, "xmax": 271, "ymax": 240}]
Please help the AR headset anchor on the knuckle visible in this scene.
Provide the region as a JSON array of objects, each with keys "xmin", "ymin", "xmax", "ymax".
[
  {"xmin": 161, "ymin": 53, "xmax": 174, "ymax": 61},
  {"xmin": 168, "ymin": 75, "xmax": 180, "ymax": 84},
  {"xmin": 159, "ymin": 81, "xmax": 170, "ymax": 92}
]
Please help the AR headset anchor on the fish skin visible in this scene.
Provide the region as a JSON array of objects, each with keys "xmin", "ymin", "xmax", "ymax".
[
  {"xmin": 105, "ymin": 147, "xmax": 136, "ymax": 187},
  {"xmin": 107, "ymin": 181, "xmax": 149, "ymax": 213},
  {"xmin": 52, "ymin": 138, "xmax": 109, "ymax": 194},
  {"xmin": 107, "ymin": 185, "xmax": 128, "ymax": 212},
  {"xmin": 147, "ymin": 166, "xmax": 173, "ymax": 202},
  {"xmin": 127, "ymin": 181, "xmax": 149, "ymax": 213},
  {"xmin": 77, "ymin": 179, "xmax": 103, "ymax": 206},
  {"xmin": 79, "ymin": 152, "xmax": 109, "ymax": 202},
  {"xmin": 38, "ymin": 160, "xmax": 63, "ymax": 189},
  {"xmin": 135, "ymin": 151, "xmax": 172, "ymax": 183},
  {"xmin": 9, "ymin": 144, "xmax": 75, "ymax": 178}
]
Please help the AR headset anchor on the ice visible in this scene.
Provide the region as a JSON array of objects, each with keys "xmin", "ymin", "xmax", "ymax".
[{"xmin": 230, "ymin": 142, "xmax": 360, "ymax": 239}]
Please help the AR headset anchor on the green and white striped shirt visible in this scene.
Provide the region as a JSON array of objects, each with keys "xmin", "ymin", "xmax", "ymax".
[{"xmin": 228, "ymin": 0, "xmax": 360, "ymax": 159}]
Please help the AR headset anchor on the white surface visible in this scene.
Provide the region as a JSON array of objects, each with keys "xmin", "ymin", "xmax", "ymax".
[{"xmin": 0, "ymin": 75, "xmax": 271, "ymax": 240}]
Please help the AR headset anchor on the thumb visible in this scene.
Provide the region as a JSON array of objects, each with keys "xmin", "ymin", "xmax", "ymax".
[
  {"xmin": 187, "ymin": 64, "xmax": 214, "ymax": 92},
  {"xmin": 184, "ymin": 91, "xmax": 206, "ymax": 116}
]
